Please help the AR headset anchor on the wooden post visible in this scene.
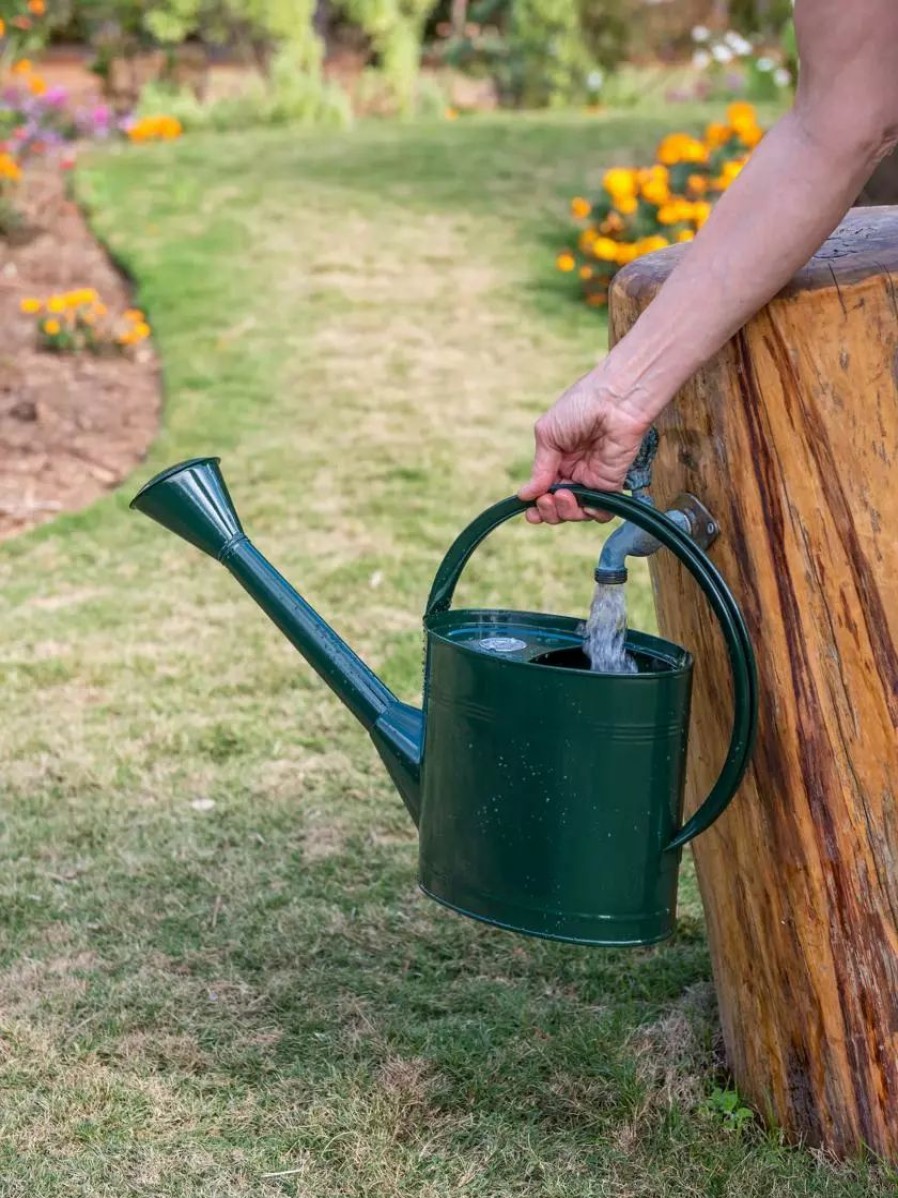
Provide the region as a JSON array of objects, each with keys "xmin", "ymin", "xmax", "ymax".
[{"xmin": 609, "ymin": 207, "xmax": 898, "ymax": 1157}]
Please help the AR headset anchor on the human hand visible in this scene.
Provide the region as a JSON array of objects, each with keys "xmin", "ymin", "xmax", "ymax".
[{"xmin": 517, "ymin": 364, "xmax": 653, "ymax": 524}]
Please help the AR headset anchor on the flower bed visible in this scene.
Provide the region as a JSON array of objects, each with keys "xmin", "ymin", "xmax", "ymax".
[
  {"xmin": 0, "ymin": 161, "xmax": 160, "ymax": 539},
  {"xmin": 557, "ymin": 102, "xmax": 764, "ymax": 307}
]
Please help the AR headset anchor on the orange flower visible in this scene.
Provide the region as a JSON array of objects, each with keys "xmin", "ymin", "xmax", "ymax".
[
  {"xmin": 11, "ymin": 59, "xmax": 31, "ymax": 75},
  {"xmin": 555, "ymin": 252, "xmax": 576, "ymax": 273},
  {"xmin": 0, "ymin": 18, "xmax": 5, "ymax": 36},
  {"xmin": 657, "ymin": 132, "xmax": 707, "ymax": 166},
  {"xmin": 0, "ymin": 152, "xmax": 22, "ymax": 182},
  {"xmin": 28, "ymin": 75, "xmax": 47, "ymax": 96},
  {"xmin": 687, "ymin": 174, "xmax": 708, "ymax": 196},
  {"xmin": 44, "ymin": 318, "xmax": 61, "ymax": 336},
  {"xmin": 704, "ymin": 122, "xmax": 732, "ymax": 149},
  {"xmin": 27, "ymin": 0, "xmax": 45, "ymax": 13},
  {"xmin": 570, "ymin": 196, "xmax": 592, "ymax": 219}
]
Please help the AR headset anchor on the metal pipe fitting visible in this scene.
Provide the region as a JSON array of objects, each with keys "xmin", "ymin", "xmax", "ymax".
[{"xmin": 595, "ymin": 494, "xmax": 719, "ymax": 585}]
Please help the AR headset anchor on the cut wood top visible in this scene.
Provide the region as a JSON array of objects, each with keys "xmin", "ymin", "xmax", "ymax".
[{"xmin": 611, "ymin": 205, "xmax": 898, "ymax": 304}]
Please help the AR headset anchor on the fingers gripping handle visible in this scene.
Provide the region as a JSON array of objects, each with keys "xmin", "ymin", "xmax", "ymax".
[{"xmin": 426, "ymin": 484, "xmax": 758, "ymax": 851}]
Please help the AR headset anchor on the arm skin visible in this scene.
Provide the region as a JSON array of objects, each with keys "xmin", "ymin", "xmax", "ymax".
[{"xmin": 520, "ymin": 0, "xmax": 898, "ymax": 524}]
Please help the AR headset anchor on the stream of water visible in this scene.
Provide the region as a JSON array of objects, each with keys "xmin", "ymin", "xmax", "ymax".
[{"xmin": 583, "ymin": 583, "xmax": 638, "ymax": 674}]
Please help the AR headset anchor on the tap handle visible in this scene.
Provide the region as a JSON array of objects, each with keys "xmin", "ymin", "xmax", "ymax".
[{"xmin": 624, "ymin": 427, "xmax": 659, "ymax": 494}]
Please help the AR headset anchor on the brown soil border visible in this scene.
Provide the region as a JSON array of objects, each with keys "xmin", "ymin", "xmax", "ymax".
[{"xmin": 0, "ymin": 163, "xmax": 161, "ymax": 539}]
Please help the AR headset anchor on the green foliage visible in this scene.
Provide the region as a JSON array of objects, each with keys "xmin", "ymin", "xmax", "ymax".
[
  {"xmin": 438, "ymin": 0, "xmax": 630, "ymax": 109},
  {"xmin": 703, "ymin": 1086, "xmax": 757, "ymax": 1131},
  {"xmin": 137, "ymin": 46, "xmax": 352, "ymax": 129},
  {"xmin": 335, "ymin": 0, "xmax": 436, "ymax": 114}
]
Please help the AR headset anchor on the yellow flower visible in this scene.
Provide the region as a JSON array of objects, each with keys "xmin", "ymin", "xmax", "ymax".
[
  {"xmin": 603, "ymin": 167, "xmax": 637, "ymax": 200},
  {"xmin": 738, "ymin": 123, "xmax": 763, "ymax": 149},
  {"xmin": 614, "ymin": 194, "xmax": 638, "ymax": 216},
  {"xmin": 556, "ymin": 252, "xmax": 576, "ymax": 273},
  {"xmin": 657, "ymin": 132, "xmax": 707, "ymax": 166},
  {"xmin": 614, "ymin": 243, "xmax": 639, "ymax": 266},
  {"xmin": 66, "ymin": 288, "xmax": 98, "ymax": 308},
  {"xmin": 592, "ymin": 236, "xmax": 620, "ymax": 262},
  {"xmin": 579, "ymin": 265, "xmax": 593, "ymax": 280},
  {"xmin": 19, "ymin": 297, "xmax": 42, "ymax": 314},
  {"xmin": 570, "ymin": 196, "xmax": 592, "ymax": 219},
  {"xmin": 578, "ymin": 228, "xmax": 597, "ymax": 253},
  {"xmin": 712, "ymin": 159, "xmax": 747, "ymax": 191},
  {"xmin": 704, "ymin": 121, "xmax": 732, "ymax": 149},
  {"xmin": 635, "ymin": 234, "xmax": 670, "ymax": 256},
  {"xmin": 28, "ymin": 75, "xmax": 46, "ymax": 96},
  {"xmin": 726, "ymin": 102, "xmax": 757, "ymax": 132},
  {"xmin": 124, "ymin": 308, "xmax": 145, "ymax": 321},
  {"xmin": 677, "ymin": 230, "xmax": 695, "ymax": 243},
  {"xmin": 691, "ymin": 201, "xmax": 713, "ymax": 228},
  {"xmin": 0, "ymin": 153, "xmax": 22, "ymax": 182},
  {"xmin": 0, "ymin": 18, "xmax": 5, "ymax": 36},
  {"xmin": 11, "ymin": 59, "xmax": 32, "ymax": 75},
  {"xmin": 687, "ymin": 173, "xmax": 708, "ymax": 196},
  {"xmin": 44, "ymin": 318, "xmax": 61, "ymax": 335},
  {"xmin": 642, "ymin": 181, "xmax": 670, "ymax": 206},
  {"xmin": 637, "ymin": 164, "xmax": 668, "ymax": 187},
  {"xmin": 47, "ymin": 296, "xmax": 66, "ymax": 314},
  {"xmin": 128, "ymin": 114, "xmax": 183, "ymax": 143},
  {"xmin": 134, "ymin": 322, "xmax": 151, "ymax": 339}
]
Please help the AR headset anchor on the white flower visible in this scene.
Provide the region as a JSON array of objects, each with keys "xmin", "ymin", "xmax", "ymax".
[
  {"xmin": 724, "ymin": 30, "xmax": 753, "ymax": 56},
  {"xmin": 587, "ymin": 69, "xmax": 604, "ymax": 92},
  {"xmin": 711, "ymin": 44, "xmax": 734, "ymax": 64},
  {"xmin": 691, "ymin": 24, "xmax": 710, "ymax": 42},
  {"xmin": 756, "ymin": 56, "xmax": 775, "ymax": 72},
  {"xmin": 692, "ymin": 49, "xmax": 712, "ymax": 70},
  {"xmin": 774, "ymin": 67, "xmax": 792, "ymax": 86}
]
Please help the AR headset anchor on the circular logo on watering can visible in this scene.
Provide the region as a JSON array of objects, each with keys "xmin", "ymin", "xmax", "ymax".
[{"xmin": 479, "ymin": 637, "xmax": 527, "ymax": 654}]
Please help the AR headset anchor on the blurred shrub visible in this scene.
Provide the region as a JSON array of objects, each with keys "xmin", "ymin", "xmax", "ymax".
[{"xmin": 437, "ymin": 0, "xmax": 629, "ymax": 108}]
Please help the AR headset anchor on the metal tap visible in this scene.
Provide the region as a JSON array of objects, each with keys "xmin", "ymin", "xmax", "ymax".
[{"xmin": 594, "ymin": 429, "xmax": 719, "ymax": 585}]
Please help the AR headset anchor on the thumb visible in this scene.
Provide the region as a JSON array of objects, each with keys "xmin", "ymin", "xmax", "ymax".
[{"xmin": 517, "ymin": 439, "xmax": 562, "ymax": 501}]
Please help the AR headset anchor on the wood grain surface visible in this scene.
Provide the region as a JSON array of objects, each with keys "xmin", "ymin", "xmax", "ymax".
[{"xmin": 610, "ymin": 207, "xmax": 898, "ymax": 1156}]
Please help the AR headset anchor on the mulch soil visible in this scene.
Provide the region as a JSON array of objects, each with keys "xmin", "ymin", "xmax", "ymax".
[{"xmin": 0, "ymin": 163, "xmax": 160, "ymax": 539}]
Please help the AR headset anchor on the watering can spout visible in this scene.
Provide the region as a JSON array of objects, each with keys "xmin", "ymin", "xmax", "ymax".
[{"xmin": 130, "ymin": 458, "xmax": 423, "ymax": 824}]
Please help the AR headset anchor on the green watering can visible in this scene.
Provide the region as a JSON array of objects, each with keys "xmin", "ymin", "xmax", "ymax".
[{"xmin": 132, "ymin": 457, "xmax": 757, "ymax": 947}]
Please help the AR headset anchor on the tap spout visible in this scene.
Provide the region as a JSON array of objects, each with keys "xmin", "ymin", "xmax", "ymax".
[{"xmin": 595, "ymin": 494, "xmax": 719, "ymax": 585}]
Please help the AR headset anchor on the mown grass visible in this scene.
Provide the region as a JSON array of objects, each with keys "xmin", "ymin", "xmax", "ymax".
[{"xmin": 0, "ymin": 109, "xmax": 892, "ymax": 1195}]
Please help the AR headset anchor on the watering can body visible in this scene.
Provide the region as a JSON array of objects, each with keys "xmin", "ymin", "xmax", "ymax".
[
  {"xmin": 131, "ymin": 459, "xmax": 757, "ymax": 948},
  {"xmin": 419, "ymin": 609, "xmax": 692, "ymax": 945}
]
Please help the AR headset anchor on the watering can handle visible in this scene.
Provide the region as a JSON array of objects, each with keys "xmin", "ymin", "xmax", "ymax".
[{"xmin": 425, "ymin": 485, "xmax": 758, "ymax": 852}]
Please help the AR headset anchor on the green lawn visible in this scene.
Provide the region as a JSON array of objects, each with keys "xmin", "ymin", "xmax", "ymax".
[{"xmin": 0, "ymin": 111, "xmax": 891, "ymax": 1196}]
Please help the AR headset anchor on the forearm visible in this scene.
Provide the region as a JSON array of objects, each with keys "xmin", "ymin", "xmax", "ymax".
[{"xmin": 604, "ymin": 107, "xmax": 893, "ymax": 422}]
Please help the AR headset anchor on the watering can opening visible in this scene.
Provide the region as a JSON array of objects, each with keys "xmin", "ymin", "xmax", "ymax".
[{"xmin": 531, "ymin": 644, "xmax": 681, "ymax": 674}]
